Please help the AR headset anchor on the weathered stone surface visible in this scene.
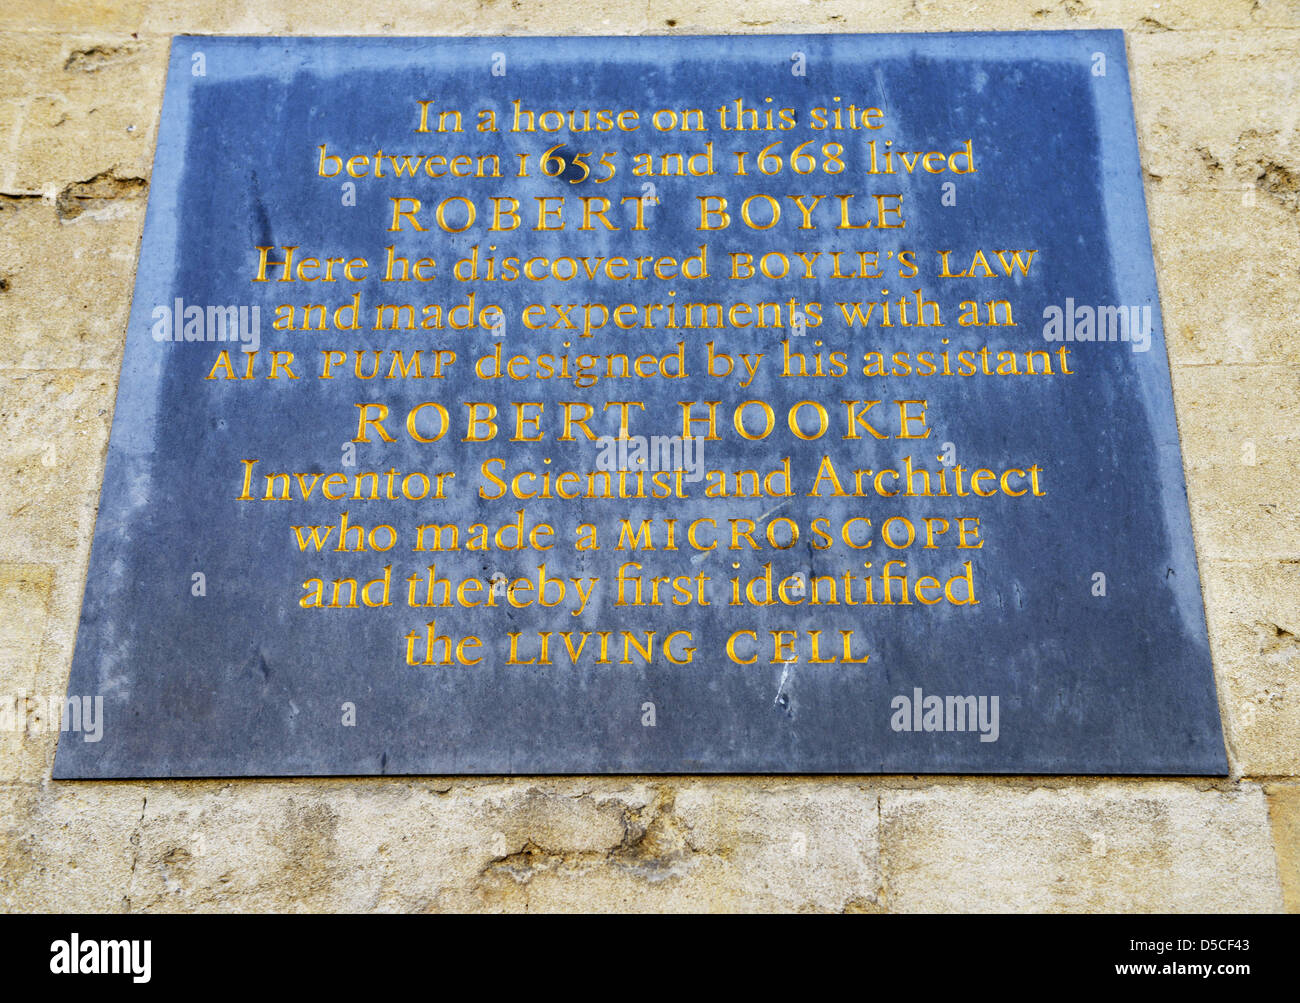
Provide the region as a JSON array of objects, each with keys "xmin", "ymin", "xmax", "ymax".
[
  {"xmin": 0, "ymin": 782, "xmax": 146, "ymax": 911},
  {"xmin": 1171, "ymin": 365, "xmax": 1300, "ymax": 562},
  {"xmin": 1150, "ymin": 188, "xmax": 1300, "ymax": 367},
  {"xmin": 1266, "ymin": 783, "xmax": 1300, "ymax": 912},
  {"xmin": 9, "ymin": 0, "xmax": 1295, "ymax": 38},
  {"xmin": 9, "ymin": 777, "xmax": 1285, "ymax": 912},
  {"xmin": 0, "ymin": 199, "xmax": 145, "ymax": 371},
  {"xmin": 0, "ymin": 3, "xmax": 149, "ymax": 32},
  {"xmin": 881, "ymin": 782, "xmax": 1285, "ymax": 912},
  {"xmin": 1130, "ymin": 31, "xmax": 1300, "ymax": 195},
  {"xmin": 1203, "ymin": 561, "xmax": 1300, "ymax": 777},
  {"xmin": 468, "ymin": 780, "xmax": 881, "ymax": 912},
  {"xmin": 136, "ymin": 1, "xmax": 649, "ymax": 35},
  {"xmin": 630, "ymin": 1, "xmax": 1299, "ymax": 33},
  {"xmin": 0, "ymin": 34, "xmax": 165, "ymax": 196},
  {"xmin": 0, "ymin": 564, "xmax": 53, "ymax": 689},
  {"xmin": 0, "ymin": 565, "xmax": 56, "ymax": 783},
  {"xmin": 0, "ymin": 370, "xmax": 114, "ymax": 562},
  {"xmin": 1, "ymin": 779, "xmax": 879, "ymax": 912}
]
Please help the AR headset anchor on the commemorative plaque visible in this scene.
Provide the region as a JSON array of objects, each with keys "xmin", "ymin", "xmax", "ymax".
[{"xmin": 55, "ymin": 32, "xmax": 1228, "ymax": 777}]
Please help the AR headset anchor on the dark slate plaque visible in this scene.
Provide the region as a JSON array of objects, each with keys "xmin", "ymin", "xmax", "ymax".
[{"xmin": 55, "ymin": 32, "xmax": 1227, "ymax": 777}]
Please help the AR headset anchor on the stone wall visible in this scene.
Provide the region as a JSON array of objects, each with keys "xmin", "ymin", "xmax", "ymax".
[{"xmin": 1, "ymin": 0, "xmax": 1296, "ymax": 912}]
